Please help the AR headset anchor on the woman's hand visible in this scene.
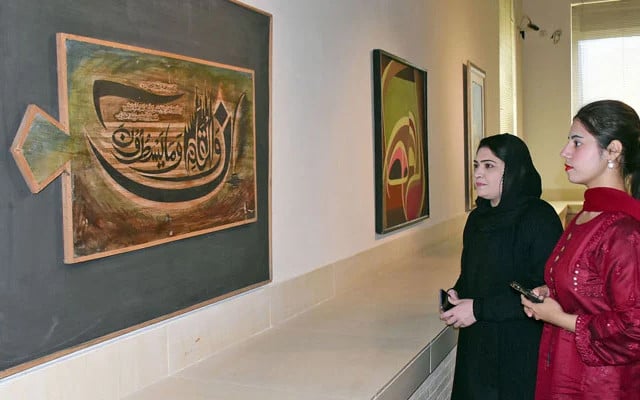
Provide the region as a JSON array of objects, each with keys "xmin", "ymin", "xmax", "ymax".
[
  {"xmin": 446, "ymin": 289, "xmax": 459, "ymax": 301},
  {"xmin": 531, "ymin": 285, "xmax": 550, "ymax": 299},
  {"xmin": 440, "ymin": 297, "xmax": 476, "ymax": 328},
  {"xmin": 522, "ymin": 295, "xmax": 562, "ymax": 320},
  {"xmin": 521, "ymin": 294, "xmax": 577, "ymax": 332}
]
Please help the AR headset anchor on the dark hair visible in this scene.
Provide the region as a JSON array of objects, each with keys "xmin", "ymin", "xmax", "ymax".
[
  {"xmin": 574, "ymin": 100, "xmax": 640, "ymax": 199},
  {"xmin": 476, "ymin": 133, "xmax": 542, "ymax": 208}
]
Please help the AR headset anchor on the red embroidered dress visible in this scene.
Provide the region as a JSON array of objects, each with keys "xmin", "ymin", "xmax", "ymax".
[{"xmin": 535, "ymin": 188, "xmax": 640, "ymax": 400}]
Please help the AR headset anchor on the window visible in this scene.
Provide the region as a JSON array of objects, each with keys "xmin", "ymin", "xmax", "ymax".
[{"xmin": 572, "ymin": 0, "xmax": 640, "ymax": 114}]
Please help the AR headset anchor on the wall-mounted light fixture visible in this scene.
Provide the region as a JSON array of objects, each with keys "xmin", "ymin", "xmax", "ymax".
[{"xmin": 519, "ymin": 15, "xmax": 540, "ymax": 39}]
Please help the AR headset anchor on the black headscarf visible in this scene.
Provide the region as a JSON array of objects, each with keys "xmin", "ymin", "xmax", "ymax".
[{"xmin": 471, "ymin": 134, "xmax": 543, "ymax": 231}]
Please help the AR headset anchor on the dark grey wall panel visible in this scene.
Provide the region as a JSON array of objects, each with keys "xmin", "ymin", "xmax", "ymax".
[{"xmin": 0, "ymin": 0, "xmax": 270, "ymax": 374}]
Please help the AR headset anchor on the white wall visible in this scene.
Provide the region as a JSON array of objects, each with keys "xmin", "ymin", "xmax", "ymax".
[
  {"xmin": 521, "ymin": 0, "xmax": 583, "ymax": 199},
  {"xmin": 242, "ymin": 0, "xmax": 500, "ymax": 282}
]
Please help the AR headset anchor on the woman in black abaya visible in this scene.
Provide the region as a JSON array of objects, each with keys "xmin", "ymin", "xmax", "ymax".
[{"xmin": 440, "ymin": 134, "xmax": 563, "ymax": 400}]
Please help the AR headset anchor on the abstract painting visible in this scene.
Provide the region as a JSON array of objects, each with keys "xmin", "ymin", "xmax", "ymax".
[{"xmin": 373, "ymin": 49, "xmax": 429, "ymax": 234}]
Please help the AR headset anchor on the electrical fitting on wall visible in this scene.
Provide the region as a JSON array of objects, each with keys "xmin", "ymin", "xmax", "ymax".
[
  {"xmin": 518, "ymin": 15, "xmax": 562, "ymax": 44},
  {"xmin": 518, "ymin": 15, "xmax": 540, "ymax": 39}
]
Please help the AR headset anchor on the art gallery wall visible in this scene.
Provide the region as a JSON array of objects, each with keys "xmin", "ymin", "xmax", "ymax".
[
  {"xmin": 242, "ymin": 0, "xmax": 501, "ymax": 283},
  {"xmin": 0, "ymin": 0, "xmax": 503, "ymax": 380}
]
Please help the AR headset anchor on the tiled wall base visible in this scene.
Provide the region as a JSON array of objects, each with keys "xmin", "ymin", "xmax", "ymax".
[
  {"xmin": 375, "ymin": 327, "xmax": 458, "ymax": 400},
  {"xmin": 408, "ymin": 347, "xmax": 456, "ymax": 400}
]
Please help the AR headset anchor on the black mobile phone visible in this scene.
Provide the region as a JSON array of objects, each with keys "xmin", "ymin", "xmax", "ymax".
[
  {"xmin": 439, "ymin": 289, "xmax": 454, "ymax": 311},
  {"xmin": 510, "ymin": 281, "xmax": 543, "ymax": 303}
]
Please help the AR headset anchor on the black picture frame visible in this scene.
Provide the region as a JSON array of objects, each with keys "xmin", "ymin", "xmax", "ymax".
[
  {"xmin": 373, "ymin": 49, "xmax": 429, "ymax": 233},
  {"xmin": 0, "ymin": 0, "xmax": 271, "ymax": 378}
]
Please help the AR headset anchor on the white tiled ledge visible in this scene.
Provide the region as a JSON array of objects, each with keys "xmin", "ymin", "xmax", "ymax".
[
  {"xmin": 0, "ymin": 215, "xmax": 466, "ymax": 400},
  {"xmin": 121, "ymin": 239, "xmax": 463, "ymax": 400}
]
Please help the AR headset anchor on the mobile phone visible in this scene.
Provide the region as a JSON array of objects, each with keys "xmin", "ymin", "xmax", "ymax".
[
  {"xmin": 510, "ymin": 281, "xmax": 543, "ymax": 303},
  {"xmin": 439, "ymin": 289, "xmax": 454, "ymax": 311}
]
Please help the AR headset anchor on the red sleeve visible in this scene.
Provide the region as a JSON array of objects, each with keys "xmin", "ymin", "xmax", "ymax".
[{"xmin": 575, "ymin": 219, "xmax": 640, "ymax": 366}]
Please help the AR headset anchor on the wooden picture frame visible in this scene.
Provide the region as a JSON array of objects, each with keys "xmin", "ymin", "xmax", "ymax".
[
  {"xmin": 464, "ymin": 61, "xmax": 486, "ymax": 211},
  {"xmin": 373, "ymin": 49, "xmax": 429, "ymax": 233}
]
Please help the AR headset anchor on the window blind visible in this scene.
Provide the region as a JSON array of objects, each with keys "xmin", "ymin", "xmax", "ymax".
[{"xmin": 572, "ymin": 0, "xmax": 640, "ymax": 114}]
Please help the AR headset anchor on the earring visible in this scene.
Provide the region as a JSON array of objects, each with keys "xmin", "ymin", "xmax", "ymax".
[{"xmin": 607, "ymin": 159, "xmax": 615, "ymax": 169}]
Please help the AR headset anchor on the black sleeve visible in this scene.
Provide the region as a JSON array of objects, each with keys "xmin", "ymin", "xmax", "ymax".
[
  {"xmin": 452, "ymin": 215, "xmax": 473, "ymax": 294},
  {"xmin": 473, "ymin": 202, "xmax": 564, "ymax": 322}
]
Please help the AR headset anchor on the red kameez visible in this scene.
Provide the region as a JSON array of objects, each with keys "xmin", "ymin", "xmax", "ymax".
[{"xmin": 535, "ymin": 207, "xmax": 640, "ymax": 399}]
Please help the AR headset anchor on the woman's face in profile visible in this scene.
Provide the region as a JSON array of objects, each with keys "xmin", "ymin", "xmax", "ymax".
[
  {"xmin": 561, "ymin": 119, "xmax": 608, "ymax": 188},
  {"xmin": 474, "ymin": 147, "xmax": 505, "ymax": 207}
]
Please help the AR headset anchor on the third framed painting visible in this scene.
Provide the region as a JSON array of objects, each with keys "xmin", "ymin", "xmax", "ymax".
[{"xmin": 463, "ymin": 61, "xmax": 486, "ymax": 211}]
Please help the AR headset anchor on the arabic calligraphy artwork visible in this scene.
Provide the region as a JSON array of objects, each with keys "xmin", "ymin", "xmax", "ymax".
[
  {"xmin": 372, "ymin": 49, "xmax": 429, "ymax": 234},
  {"xmin": 11, "ymin": 33, "xmax": 257, "ymax": 263}
]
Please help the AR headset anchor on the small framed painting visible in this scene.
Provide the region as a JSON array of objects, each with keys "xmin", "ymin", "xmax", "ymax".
[
  {"xmin": 372, "ymin": 49, "xmax": 429, "ymax": 234},
  {"xmin": 464, "ymin": 61, "xmax": 486, "ymax": 211}
]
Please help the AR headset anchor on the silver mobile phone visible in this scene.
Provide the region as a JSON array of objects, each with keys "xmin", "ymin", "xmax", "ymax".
[{"xmin": 510, "ymin": 281, "xmax": 543, "ymax": 303}]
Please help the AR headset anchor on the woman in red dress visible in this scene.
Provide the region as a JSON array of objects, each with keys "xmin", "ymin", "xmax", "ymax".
[{"xmin": 522, "ymin": 100, "xmax": 640, "ymax": 399}]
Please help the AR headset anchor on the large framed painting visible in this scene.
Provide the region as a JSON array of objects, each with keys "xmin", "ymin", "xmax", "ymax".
[
  {"xmin": 12, "ymin": 33, "xmax": 257, "ymax": 263},
  {"xmin": 464, "ymin": 61, "xmax": 486, "ymax": 211},
  {"xmin": 373, "ymin": 49, "xmax": 429, "ymax": 234},
  {"xmin": 1, "ymin": 0, "xmax": 270, "ymax": 378}
]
